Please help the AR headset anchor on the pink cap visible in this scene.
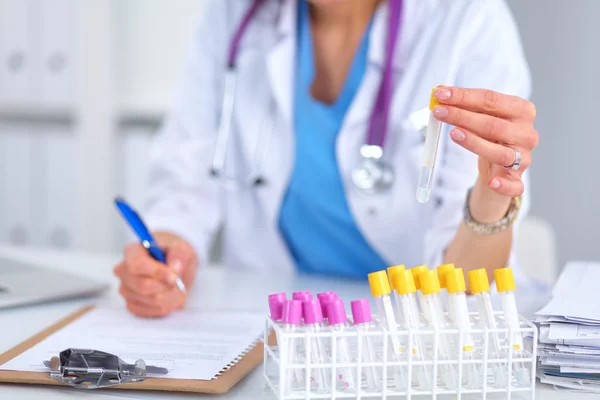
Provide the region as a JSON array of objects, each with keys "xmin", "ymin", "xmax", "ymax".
[
  {"xmin": 292, "ymin": 291, "xmax": 312, "ymax": 303},
  {"xmin": 268, "ymin": 293, "xmax": 287, "ymax": 320},
  {"xmin": 317, "ymin": 292, "xmax": 338, "ymax": 318},
  {"xmin": 350, "ymin": 299, "xmax": 372, "ymax": 324},
  {"xmin": 282, "ymin": 300, "xmax": 302, "ymax": 325},
  {"xmin": 326, "ymin": 299, "xmax": 348, "ymax": 325},
  {"xmin": 302, "ymin": 299, "xmax": 323, "ymax": 324}
]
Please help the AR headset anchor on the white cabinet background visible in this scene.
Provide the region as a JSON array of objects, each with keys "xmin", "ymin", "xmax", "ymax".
[
  {"xmin": 0, "ymin": 0, "xmax": 206, "ymax": 253},
  {"xmin": 114, "ymin": 124, "xmax": 155, "ymax": 251}
]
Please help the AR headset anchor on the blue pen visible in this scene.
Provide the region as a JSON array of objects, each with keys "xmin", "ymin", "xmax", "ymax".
[{"xmin": 114, "ymin": 197, "xmax": 186, "ymax": 294}]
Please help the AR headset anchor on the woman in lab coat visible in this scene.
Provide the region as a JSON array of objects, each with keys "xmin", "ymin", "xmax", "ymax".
[{"xmin": 113, "ymin": 0, "xmax": 539, "ymax": 317}]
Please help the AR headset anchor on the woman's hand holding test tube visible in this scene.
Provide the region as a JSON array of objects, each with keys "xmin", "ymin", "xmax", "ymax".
[{"xmin": 419, "ymin": 86, "xmax": 538, "ymax": 216}]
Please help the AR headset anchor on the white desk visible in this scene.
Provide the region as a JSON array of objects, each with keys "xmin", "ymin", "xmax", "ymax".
[{"xmin": 0, "ymin": 246, "xmax": 594, "ymax": 400}]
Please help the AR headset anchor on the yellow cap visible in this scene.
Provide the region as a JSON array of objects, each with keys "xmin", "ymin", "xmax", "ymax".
[
  {"xmin": 468, "ymin": 268, "xmax": 490, "ymax": 294},
  {"xmin": 429, "ymin": 87, "xmax": 441, "ymax": 110},
  {"xmin": 387, "ymin": 265, "xmax": 406, "ymax": 290},
  {"xmin": 368, "ymin": 270, "xmax": 391, "ymax": 297},
  {"xmin": 446, "ymin": 268, "xmax": 467, "ymax": 294},
  {"xmin": 436, "ymin": 264, "xmax": 455, "ymax": 289},
  {"xmin": 393, "ymin": 270, "xmax": 417, "ymax": 295},
  {"xmin": 494, "ymin": 267, "xmax": 516, "ymax": 292},
  {"xmin": 410, "ymin": 265, "xmax": 429, "ymax": 290},
  {"xmin": 419, "ymin": 270, "xmax": 441, "ymax": 295}
]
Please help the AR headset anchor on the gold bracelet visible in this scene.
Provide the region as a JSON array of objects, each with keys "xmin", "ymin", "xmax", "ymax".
[{"xmin": 463, "ymin": 188, "xmax": 522, "ymax": 235}]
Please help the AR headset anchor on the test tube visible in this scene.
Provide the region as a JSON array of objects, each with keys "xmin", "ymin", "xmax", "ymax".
[
  {"xmin": 327, "ymin": 299, "xmax": 357, "ymax": 392},
  {"xmin": 302, "ymin": 299, "xmax": 329, "ymax": 393},
  {"xmin": 417, "ymin": 88, "xmax": 445, "ymax": 203},
  {"xmin": 293, "ymin": 291, "xmax": 312, "ymax": 322},
  {"xmin": 387, "ymin": 264, "xmax": 406, "ymax": 322},
  {"xmin": 436, "ymin": 264, "xmax": 456, "ymax": 322},
  {"xmin": 368, "ymin": 270, "xmax": 408, "ymax": 391},
  {"xmin": 317, "ymin": 292, "xmax": 338, "ymax": 323},
  {"xmin": 494, "ymin": 267, "xmax": 531, "ymax": 387},
  {"xmin": 281, "ymin": 300, "xmax": 304, "ymax": 394},
  {"xmin": 293, "ymin": 291, "xmax": 313, "ymax": 302},
  {"xmin": 468, "ymin": 269, "xmax": 507, "ymax": 388},
  {"xmin": 419, "ymin": 270, "xmax": 458, "ymax": 390},
  {"xmin": 351, "ymin": 299, "xmax": 381, "ymax": 392},
  {"xmin": 268, "ymin": 293, "xmax": 287, "ymax": 323},
  {"xmin": 446, "ymin": 269, "xmax": 481, "ymax": 389},
  {"xmin": 410, "ymin": 265, "xmax": 429, "ymax": 315},
  {"xmin": 392, "ymin": 270, "xmax": 432, "ymax": 390}
]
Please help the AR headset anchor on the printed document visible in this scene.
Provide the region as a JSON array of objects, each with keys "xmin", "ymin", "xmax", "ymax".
[{"xmin": 0, "ymin": 307, "xmax": 264, "ymax": 380}]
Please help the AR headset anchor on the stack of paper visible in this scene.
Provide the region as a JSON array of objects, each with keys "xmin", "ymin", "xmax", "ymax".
[{"xmin": 532, "ymin": 262, "xmax": 600, "ymax": 392}]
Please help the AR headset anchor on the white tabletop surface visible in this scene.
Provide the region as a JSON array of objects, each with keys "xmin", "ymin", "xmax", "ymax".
[{"xmin": 0, "ymin": 245, "xmax": 595, "ymax": 400}]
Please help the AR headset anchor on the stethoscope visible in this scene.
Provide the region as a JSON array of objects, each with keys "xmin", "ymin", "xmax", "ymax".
[{"xmin": 209, "ymin": 0, "xmax": 403, "ymax": 194}]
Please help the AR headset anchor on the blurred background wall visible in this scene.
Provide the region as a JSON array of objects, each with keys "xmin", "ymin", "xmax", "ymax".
[{"xmin": 0, "ymin": 0, "xmax": 597, "ymax": 270}]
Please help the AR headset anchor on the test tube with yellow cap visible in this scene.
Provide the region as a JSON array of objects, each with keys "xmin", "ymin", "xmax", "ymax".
[
  {"xmin": 419, "ymin": 270, "xmax": 458, "ymax": 389},
  {"xmin": 387, "ymin": 264, "xmax": 406, "ymax": 321},
  {"xmin": 410, "ymin": 265, "xmax": 429, "ymax": 314},
  {"xmin": 417, "ymin": 88, "xmax": 445, "ymax": 203},
  {"xmin": 392, "ymin": 270, "xmax": 432, "ymax": 390},
  {"xmin": 468, "ymin": 268, "xmax": 507, "ymax": 388},
  {"xmin": 446, "ymin": 268, "xmax": 481, "ymax": 389},
  {"xmin": 367, "ymin": 270, "xmax": 408, "ymax": 390},
  {"xmin": 494, "ymin": 267, "xmax": 531, "ymax": 387},
  {"xmin": 437, "ymin": 263, "xmax": 456, "ymax": 321}
]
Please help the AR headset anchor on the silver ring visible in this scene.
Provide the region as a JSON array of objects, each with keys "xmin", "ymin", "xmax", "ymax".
[{"xmin": 504, "ymin": 147, "xmax": 521, "ymax": 171}]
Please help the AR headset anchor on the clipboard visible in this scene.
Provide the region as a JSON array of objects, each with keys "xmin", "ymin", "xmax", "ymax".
[{"xmin": 0, "ymin": 306, "xmax": 270, "ymax": 394}]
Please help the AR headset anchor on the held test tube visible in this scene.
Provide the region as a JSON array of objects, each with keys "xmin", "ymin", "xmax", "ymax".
[
  {"xmin": 417, "ymin": 88, "xmax": 444, "ymax": 203},
  {"xmin": 302, "ymin": 299, "xmax": 329, "ymax": 393},
  {"xmin": 351, "ymin": 299, "xmax": 381, "ymax": 392},
  {"xmin": 468, "ymin": 269, "xmax": 508, "ymax": 388},
  {"xmin": 494, "ymin": 267, "xmax": 531, "ymax": 387},
  {"xmin": 445, "ymin": 269, "xmax": 481, "ymax": 389},
  {"xmin": 392, "ymin": 270, "xmax": 432, "ymax": 390},
  {"xmin": 419, "ymin": 270, "xmax": 458, "ymax": 390},
  {"xmin": 368, "ymin": 271, "xmax": 408, "ymax": 390}
]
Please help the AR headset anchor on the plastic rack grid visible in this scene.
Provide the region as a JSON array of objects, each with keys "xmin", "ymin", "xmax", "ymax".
[{"xmin": 263, "ymin": 312, "xmax": 538, "ymax": 400}]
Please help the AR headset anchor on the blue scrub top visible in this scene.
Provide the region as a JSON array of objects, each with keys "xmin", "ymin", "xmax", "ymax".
[{"xmin": 278, "ymin": 1, "xmax": 387, "ymax": 279}]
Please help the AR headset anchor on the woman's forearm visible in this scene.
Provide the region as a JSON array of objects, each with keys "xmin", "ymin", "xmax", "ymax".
[{"xmin": 443, "ymin": 177, "xmax": 514, "ymax": 282}]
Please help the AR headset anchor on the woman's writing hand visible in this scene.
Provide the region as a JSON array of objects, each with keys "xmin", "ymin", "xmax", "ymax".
[{"xmin": 113, "ymin": 232, "xmax": 197, "ymax": 317}]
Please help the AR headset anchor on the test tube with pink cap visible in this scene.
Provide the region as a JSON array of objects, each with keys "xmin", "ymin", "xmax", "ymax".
[
  {"xmin": 293, "ymin": 291, "xmax": 313, "ymax": 302},
  {"xmin": 268, "ymin": 293, "xmax": 287, "ymax": 323},
  {"xmin": 281, "ymin": 299, "xmax": 304, "ymax": 393},
  {"xmin": 351, "ymin": 299, "xmax": 381, "ymax": 392},
  {"xmin": 302, "ymin": 299, "xmax": 329, "ymax": 393},
  {"xmin": 317, "ymin": 292, "xmax": 338, "ymax": 324},
  {"xmin": 326, "ymin": 299, "xmax": 356, "ymax": 392}
]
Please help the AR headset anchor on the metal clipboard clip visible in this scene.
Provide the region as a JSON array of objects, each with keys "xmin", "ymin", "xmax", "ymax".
[{"xmin": 43, "ymin": 348, "xmax": 168, "ymax": 389}]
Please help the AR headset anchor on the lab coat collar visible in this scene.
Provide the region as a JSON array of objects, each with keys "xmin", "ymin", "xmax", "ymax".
[{"xmin": 266, "ymin": 0, "xmax": 296, "ymax": 126}]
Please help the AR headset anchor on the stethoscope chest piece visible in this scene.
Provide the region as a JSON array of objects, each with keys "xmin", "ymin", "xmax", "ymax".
[{"xmin": 351, "ymin": 146, "xmax": 395, "ymax": 194}]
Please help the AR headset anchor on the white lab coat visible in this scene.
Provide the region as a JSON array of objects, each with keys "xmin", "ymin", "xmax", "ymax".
[{"xmin": 144, "ymin": 0, "xmax": 535, "ymax": 287}]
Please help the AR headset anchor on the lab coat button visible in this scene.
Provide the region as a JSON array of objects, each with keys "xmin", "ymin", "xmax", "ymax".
[{"xmin": 368, "ymin": 207, "xmax": 377, "ymax": 217}]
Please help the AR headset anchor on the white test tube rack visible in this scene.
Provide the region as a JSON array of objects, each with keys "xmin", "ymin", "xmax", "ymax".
[{"xmin": 263, "ymin": 312, "xmax": 538, "ymax": 400}]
